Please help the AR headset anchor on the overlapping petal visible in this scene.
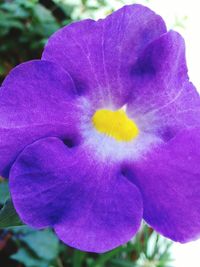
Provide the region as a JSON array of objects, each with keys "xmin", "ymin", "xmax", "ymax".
[
  {"xmin": 127, "ymin": 31, "xmax": 200, "ymax": 141},
  {"xmin": 123, "ymin": 128, "xmax": 200, "ymax": 242},
  {"xmin": 42, "ymin": 4, "xmax": 166, "ymax": 108},
  {"xmin": 10, "ymin": 137, "xmax": 143, "ymax": 253},
  {"xmin": 0, "ymin": 60, "xmax": 82, "ymax": 177}
]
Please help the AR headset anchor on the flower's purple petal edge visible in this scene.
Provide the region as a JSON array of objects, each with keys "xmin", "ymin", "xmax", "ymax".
[
  {"xmin": 123, "ymin": 128, "xmax": 200, "ymax": 243},
  {"xmin": 124, "ymin": 28, "xmax": 200, "ymax": 243},
  {"xmin": 127, "ymin": 30, "xmax": 200, "ymax": 141},
  {"xmin": 0, "ymin": 60, "xmax": 82, "ymax": 178},
  {"xmin": 9, "ymin": 137, "xmax": 143, "ymax": 253},
  {"xmin": 42, "ymin": 4, "xmax": 167, "ymax": 108}
]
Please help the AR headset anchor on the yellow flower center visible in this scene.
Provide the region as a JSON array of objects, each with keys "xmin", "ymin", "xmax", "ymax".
[{"xmin": 92, "ymin": 109, "xmax": 139, "ymax": 142}]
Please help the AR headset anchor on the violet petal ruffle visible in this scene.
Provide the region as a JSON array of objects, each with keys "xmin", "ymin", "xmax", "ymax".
[
  {"xmin": 0, "ymin": 60, "xmax": 82, "ymax": 177},
  {"xmin": 127, "ymin": 31, "xmax": 200, "ymax": 141},
  {"xmin": 42, "ymin": 4, "xmax": 166, "ymax": 108},
  {"xmin": 10, "ymin": 137, "xmax": 143, "ymax": 253}
]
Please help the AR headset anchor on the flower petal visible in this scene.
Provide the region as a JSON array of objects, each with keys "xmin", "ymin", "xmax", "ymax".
[
  {"xmin": 123, "ymin": 128, "xmax": 200, "ymax": 243},
  {"xmin": 10, "ymin": 137, "xmax": 143, "ymax": 253},
  {"xmin": 0, "ymin": 60, "xmax": 81, "ymax": 177},
  {"xmin": 42, "ymin": 4, "xmax": 166, "ymax": 108},
  {"xmin": 127, "ymin": 31, "xmax": 200, "ymax": 141}
]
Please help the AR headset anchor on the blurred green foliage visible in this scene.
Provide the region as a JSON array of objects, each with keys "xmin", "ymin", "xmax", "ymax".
[
  {"xmin": 0, "ymin": 0, "xmax": 128, "ymax": 83},
  {"xmin": 0, "ymin": 0, "xmax": 63, "ymax": 82},
  {"xmin": 5, "ymin": 225, "xmax": 173, "ymax": 267}
]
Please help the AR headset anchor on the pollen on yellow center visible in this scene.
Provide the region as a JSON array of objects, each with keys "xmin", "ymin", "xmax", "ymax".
[{"xmin": 92, "ymin": 108, "xmax": 139, "ymax": 142}]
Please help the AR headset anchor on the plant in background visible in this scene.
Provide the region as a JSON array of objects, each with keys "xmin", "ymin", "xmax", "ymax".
[
  {"xmin": 0, "ymin": 0, "xmax": 129, "ymax": 82},
  {"xmin": 0, "ymin": 1, "xmax": 54, "ymax": 80}
]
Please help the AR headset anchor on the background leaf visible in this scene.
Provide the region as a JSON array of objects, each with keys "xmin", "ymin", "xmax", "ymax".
[
  {"xmin": 0, "ymin": 199, "xmax": 23, "ymax": 228},
  {"xmin": 21, "ymin": 229, "xmax": 59, "ymax": 261},
  {"xmin": 11, "ymin": 248, "xmax": 48, "ymax": 267},
  {"xmin": 0, "ymin": 179, "xmax": 10, "ymax": 205}
]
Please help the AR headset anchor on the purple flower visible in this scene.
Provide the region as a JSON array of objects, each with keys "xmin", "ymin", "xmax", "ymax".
[{"xmin": 1, "ymin": 4, "xmax": 200, "ymax": 253}]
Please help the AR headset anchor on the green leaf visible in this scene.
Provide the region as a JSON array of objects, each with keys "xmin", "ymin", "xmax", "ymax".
[
  {"xmin": 81, "ymin": 0, "xmax": 88, "ymax": 5},
  {"xmin": 21, "ymin": 229, "xmax": 59, "ymax": 261},
  {"xmin": 10, "ymin": 225, "xmax": 36, "ymax": 234},
  {"xmin": 90, "ymin": 247, "xmax": 123, "ymax": 267},
  {"xmin": 0, "ymin": 11, "xmax": 24, "ymax": 30},
  {"xmin": 0, "ymin": 179, "xmax": 10, "ymax": 204},
  {"xmin": 11, "ymin": 248, "xmax": 48, "ymax": 267},
  {"xmin": 1, "ymin": 2, "xmax": 29, "ymax": 19},
  {"xmin": 72, "ymin": 249, "xmax": 87, "ymax": 267},
  {"xmin": 0, "ymin": 198, "xmax": 23, "ymax": 228},
  {"xmin": 110, "ymin": 259, "xmax": 138, "ymax": 267}
]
